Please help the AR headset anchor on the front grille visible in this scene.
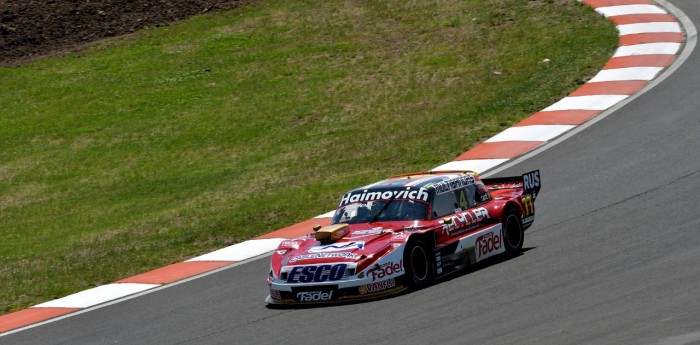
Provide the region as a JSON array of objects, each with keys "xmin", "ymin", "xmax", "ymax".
[{"xmin": 280, "ymin": 265, "xmax": 356, "ymax": 282}]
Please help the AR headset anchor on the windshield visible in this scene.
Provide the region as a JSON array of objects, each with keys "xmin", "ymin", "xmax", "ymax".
[{"xmin": 332, "ymin": 200, "xmax": 429, "ymax": 224}]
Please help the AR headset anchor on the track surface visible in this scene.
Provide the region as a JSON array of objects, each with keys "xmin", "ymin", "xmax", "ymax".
[{"xmin": 5, "ymin": 1, "xmax": 700, "ymax": 344}]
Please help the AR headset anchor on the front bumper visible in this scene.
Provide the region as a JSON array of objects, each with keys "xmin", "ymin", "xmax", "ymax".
[{"xmin": 266, "ymin": 275, "xmax": 407, "ymax": 305}]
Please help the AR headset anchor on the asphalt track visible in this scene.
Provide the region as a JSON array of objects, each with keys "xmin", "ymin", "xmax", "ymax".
[{"xmin": 4, "ymin": 1, "xmax": 700, "ymax": 344}]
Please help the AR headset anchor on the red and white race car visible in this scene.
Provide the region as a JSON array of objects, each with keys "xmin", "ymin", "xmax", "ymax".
[{"xmin": 266, "ymin": 169, "xmax": 540, "ymax": 305}]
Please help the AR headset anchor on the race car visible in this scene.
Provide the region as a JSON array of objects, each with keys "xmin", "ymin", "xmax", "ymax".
[{"xmin": 266, "ymin": 169, "xmax": 541, "ymax": 305}]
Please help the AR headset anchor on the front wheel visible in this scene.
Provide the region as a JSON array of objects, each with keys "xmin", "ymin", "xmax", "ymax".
[
  {"xmin": 403, "ymin": 239, "xmax": 434, "ymax": 289},
  {"xmin": 502, "ymin": 209, "xmax": 524, "ymax": 256}
]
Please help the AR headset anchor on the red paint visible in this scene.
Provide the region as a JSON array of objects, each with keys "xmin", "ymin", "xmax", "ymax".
[
  {"xmin": 455, "ymin": 142, "xmax": 543, "ymax": 160},
  {"xmin": 516, "ymin": 110, "xmax": 602, "ymax": 126},
  {"xmin": 116, "ymin": 261, "xmax": 232, "ymax": 284},
  {"xmin": 571, "ymin": 81, "xmax": 648, "ymax": 96},
  {"xmin": 256, "ymin": 217, "xmax": 332, "ymax": 240},
  {"xmin": 0, "ymin": 308, "xmax": 78, "ymax": 333},
  {"xmin": 604, "ymin": 55, "xmax": 675, "ymax": 69},
  {"xmin": 610, "ymin": 13, "xmax": 676, "ymax": 25},
  {"xmin": 620, "ymin": 33, "xmax": 683, "ymax": 46}
]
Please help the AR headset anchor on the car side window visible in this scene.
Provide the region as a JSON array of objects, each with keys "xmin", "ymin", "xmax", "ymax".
[
  {"xmin": 432, "ymin": 192, "xmax": 460, "ymax": 218},
  {"xmin": 474, "ymin": 182, "xmax": 490, "ymax": 205},
  {"xmin": 462, "ymin": 185, "xmax": 477, "ymax": 208}
]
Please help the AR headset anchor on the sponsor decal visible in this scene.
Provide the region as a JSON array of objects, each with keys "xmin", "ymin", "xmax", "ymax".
[
  {"xmin": 523, "ymin": 170, "xmax": 540, "ymax": 190},
  {"xmin": 289, "ymin": 252, "xmax": 355, "ymax": 263},
  {"xmin": 368, "ymin": 260, "xmax": 403, "ymax": 281},
  {"xmin": 359, "ymin": 278, "xmax": 396, "ymax": 295},
  {"xmin": 435, "ymin": 252, "xmax": 443, "ymax": 275},
  {"xmin": 476, "ymin": 231, "xmax": 501, "ymax": 259},
  {"xmin": 522, "ymin": 195, "xmax": 534, "ymax": 216},
  {"xmin": 522, "ymin": 170, "xmax": 541, "ymax": 199},
  {"xmin": 522, "ymin": 215, "xmax": 535, "ymax": 224},
  {"xmin": 308, "ymin": 241, "xmax": 364, "ymax": 253},
  {"xmin": 431, "ymin": 175, "xmax": 475, "ymax": 195},
  {"xmin": 442, "ymin": 207, "xmax": 490, "ymax": 236},
  {"xmin": 392, "ymin": 232, "xmax": 410, "ymax": 241},
  {"xmin": 352, "ymin": 229, "xmax": 384, "ymax": 236},
  {"xmin": 279, "ymin": 240, "xmax": 303, "ymax": 249},
  {"xmin": 269, "ymin": 289, "xmax": 282, "ymax": 300},
  {"xmin": 403, "ymin": 225, "xmax": 425, "ymax": 231},
  {"xmin": 340, "ymin": 188, "xmax": 429, "ymax": 206},
  {"xmin": 296, "ymin": 290, "xmax": 334, "ymax": 302},
  {"xmin": 287, "ymin": 264, "xmax": 347, "ymax": 283}
]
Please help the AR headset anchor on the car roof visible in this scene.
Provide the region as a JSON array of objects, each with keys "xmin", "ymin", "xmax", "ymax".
[{"xmin": 351, "ymin": 171, "xmax": 477, "ymax": 193}]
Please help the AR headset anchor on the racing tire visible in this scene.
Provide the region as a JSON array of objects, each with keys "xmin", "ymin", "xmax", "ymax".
[
  {"xmin": 403, "ymin": 239, "xmax": 434, "ymax": 289},
  {"xmin": 502, "ymin": 208, "xmax": 524, "ymax": 256}
]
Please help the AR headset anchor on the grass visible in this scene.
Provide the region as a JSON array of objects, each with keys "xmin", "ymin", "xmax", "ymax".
[{"xmin": 0, "ymin": 0, "xmax": 617, "ymax": 314}]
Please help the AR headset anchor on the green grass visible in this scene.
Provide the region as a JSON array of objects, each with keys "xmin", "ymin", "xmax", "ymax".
[{"xmin": 0, "ymin": 0, "xmax": 617, "ymax": 314}]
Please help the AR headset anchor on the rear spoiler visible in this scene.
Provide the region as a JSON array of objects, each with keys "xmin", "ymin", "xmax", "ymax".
[{"xmin": 481, "ymin": 169, "xmax": 541, "ymax": 200}]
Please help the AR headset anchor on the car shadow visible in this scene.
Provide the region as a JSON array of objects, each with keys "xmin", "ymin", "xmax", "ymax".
[{"xmin": 434, "ymin": 246, "xmax": 537, "ymax": 285}]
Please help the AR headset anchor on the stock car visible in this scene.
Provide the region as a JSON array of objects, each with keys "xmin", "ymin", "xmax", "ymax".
[{"xmin": 266, "ymin": 169, "xmax": 541, "ymax": 305}]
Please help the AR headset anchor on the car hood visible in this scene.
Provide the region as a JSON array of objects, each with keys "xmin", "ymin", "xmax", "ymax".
[{"xmin": 276, "ymin": 221, "xmax": 432, "ymax": 267}]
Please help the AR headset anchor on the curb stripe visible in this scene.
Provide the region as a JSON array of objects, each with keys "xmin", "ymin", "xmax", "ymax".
[
  {"xmin": 0, "ymin": 308, "xmax": 79, "ymax": 334},
  {"xmin": 314, "ymin": 211, "xmax": 336, "ymax": 218},
  {"xmin": 186, "ymin": 238, "xmax": 285, "ymax": 262},
  {"xmin": 32, "ymin": 284, "xmax": 159, "ymax": 309},
  {"xmin": 604, "ymin": 54, "xmax": 675, "ymax": 68},
  {"xmin": 589, "ymin": 67, "xmax": 664, "ymax": 81},
  {"xmin": 619, "ymin": 32, "xmax": 683, "ymax": 45},
  {"xmin": 582, "ymin": 0, "xmax": 651, "ymax": 6},
  {"xmin": 515, "ymin": 110, "xmax": 602, "ymax": 126},
  {"xmin": 116, "ymin": 261, "xmax": 232, "ymax": 284},
  {"xmin": 596, "ymin": 5, "xmax": 666, "ymax": 17},
  {"xmin": 255, "ymin": 217, "xmax": 332, "ymax": 240},
  {"xmin": 618, "ymin": 22, "xmax": 681, "ymax": 35},
  {"xmin": 613, "ymin": 42, "xmax": 681, "ymax": 56},
  {"xmin": 432, "ymin": 159, "xmax": 509, "ymax": 173},
  {"xmin": 485, "ymin": 125, "xmax": 575, "ymax": 142},
  {"xmin": 455, "ymin": 142, "xmax": 544, "ymax": 160},
  {"xmin": 543, "ymin": 95, "xmax": 629, "ymax": 111},
  {"xmin": 570, "ymin": 80, "xmax": 648, "ymax": 95},
  {"xmin": 609, "ymin": 13, "xmax": 676, "ymax": 24}
]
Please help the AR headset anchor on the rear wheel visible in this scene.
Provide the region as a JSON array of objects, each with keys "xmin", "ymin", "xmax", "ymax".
[
  {"xmin": 502, "ymin": 208, "xmax": 524, "ymax": 256},
  {"xmin": 403, "ymin": 239, "xmax": 434, "ymax": 289}
]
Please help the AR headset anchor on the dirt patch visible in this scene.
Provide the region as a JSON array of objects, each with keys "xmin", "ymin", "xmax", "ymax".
[{"xmin": 0, "ymin": 0, "xmax": 249, "ymax": 67}]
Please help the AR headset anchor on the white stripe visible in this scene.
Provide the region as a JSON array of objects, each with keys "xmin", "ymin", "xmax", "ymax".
[
  {"xmin": 485, "ymin": 125, "xmax": 574, "ymax": 143},
  {"xmin": 589, "ymin": 67, "xmax": 664, "ymax": 82},
  {"xmin": 614, "ymin": 42, "xmax": 681, "ymax": 56},
  {"xmin": 315, "ymin": 210, "xmax": 335, "ymax": 218},
  {"xmin": 187, "ymin": 238, "xmax": 285, "ymax": 262},
  {"xmin": 618, "ymin": 22, "xmax": 681, "ymax": 35},
  {"xmin": 543, "ymin": 95, "xmax": 629, "ymax": 111},
  {"xmin": 596, "ymin": 5, "xmax": 666, "ymax": 17},
  {"xmin": 32, "ymin": 283, "xmax": 159, "ymax": 309},
  {"xmin": 431, "ymin": 159, "xmax": 508, "ymax": 174}
]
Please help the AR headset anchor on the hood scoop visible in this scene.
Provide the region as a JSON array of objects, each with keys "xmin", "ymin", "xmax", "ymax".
[{"xmin": 315, "ymin": 223, "xmax": 350, "ymax": 243}]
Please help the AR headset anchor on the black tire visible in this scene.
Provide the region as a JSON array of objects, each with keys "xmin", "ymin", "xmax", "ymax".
[
  {"xmin": 403, "ymin": 239, "xmax": 434, "ymax": 289},
  {"xmin": 502, "ymin": 208, "xmax": 524, "ymax": 256}
]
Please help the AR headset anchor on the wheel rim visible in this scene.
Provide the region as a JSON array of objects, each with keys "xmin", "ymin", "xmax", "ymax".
[
  {"xmin": 505, "ymin": 215, "xmax": 522, "ymax": 249},
  {"xmin": 410, "ymin": 245, "xmax": 428, "ymax": 281}
]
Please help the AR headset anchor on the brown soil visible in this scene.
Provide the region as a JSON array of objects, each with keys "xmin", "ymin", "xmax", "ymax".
[{"xmin": 0, "ymin": 0, "xmax": 248, "ymax": 67}]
